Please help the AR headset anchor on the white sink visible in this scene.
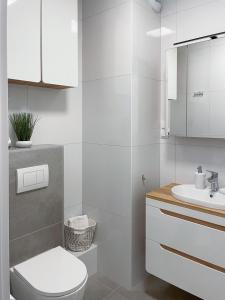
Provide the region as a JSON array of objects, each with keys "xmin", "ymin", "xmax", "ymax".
[{"xmin": 171, "ymin": 184, "xmax": 225, "ymax": 210}]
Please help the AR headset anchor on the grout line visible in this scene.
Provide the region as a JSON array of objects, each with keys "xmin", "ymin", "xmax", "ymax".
[
  {"xmin": 83, "ymin": 141, "xmax": 161, "ymax": 148},
  {"xmin": 63, "ymin": 142, "xmax": 83, "ymax": 146},
  {"xmin": 175, "ymin": 139, "xmax": 225, "ymax": 149},
  {"xmin": 102, "ymin": 286, "xmax": 121, "ymax": 300},
  {"xmin": 83, "ymin": 74, "xmax": 131, "ymax": 83},
  {"xmin": 161, "ymin": 0, "xmax": 216, "ymax": 19},
  {"xmin": 84, "ymin": 142, "xmax": 131, "ymax": 148},
  {"xmin": 82, "ymin": 0, "xmax": 129, "ymax": 21},
  {"xmin": 83, "ymin": 202, "xmax": 131, "ymax": 219},
  {"xmin": 10, "ymin": 221, "xmax": 62, "ymax": 242},
  {"xmin": 176, "ymin": 0, "xmax": 216, "ymax": 14},
  {"xmin": 83, "ymin": 74, "xmax": 162, "ymax": 84}
]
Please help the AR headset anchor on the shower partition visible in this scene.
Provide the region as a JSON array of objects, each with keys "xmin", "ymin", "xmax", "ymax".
[{"xmin": 0, "ymin": 0, "xmax": 10, "ymax": 299}]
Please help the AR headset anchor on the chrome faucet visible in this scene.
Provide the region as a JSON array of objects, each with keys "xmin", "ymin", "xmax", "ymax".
[{"xmin": 207, "ymin": 170, "xmax": 219, "ymax": 197}]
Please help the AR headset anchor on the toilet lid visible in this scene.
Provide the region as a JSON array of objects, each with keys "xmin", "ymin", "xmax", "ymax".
[{"xmin": 13, "ymin": 246, "xmax": 87, "ymax": 297}]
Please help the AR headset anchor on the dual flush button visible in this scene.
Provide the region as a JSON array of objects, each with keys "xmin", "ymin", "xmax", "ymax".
[{"xmin": 17, "ymin": 165, "xmax": 49, "ymax": 194}]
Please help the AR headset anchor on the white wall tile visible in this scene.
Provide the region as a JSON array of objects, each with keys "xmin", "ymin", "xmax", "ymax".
[
  {"xmin": 83, "ymin": 204, "xmax": 132, "ymax": 289},
  {"xmin": 132, "ymin": 76, "xmax": 160, "ymax": 146},
  {"xmin": 97, "ymin": 221, "xmax": 132, "ymax": 289},
  {"xmin": 27, "ymin": 86, "xmax": 82, "ymax": 145},
  {"xmin": 133, "ymin": 2, "xmax": 161, "ymax": 80},
  {"xmin": 8, "ymin": 84, "xmax": 28, "ymax": 143},
  {"xmin": 175, "ymin": 144, "xmax": 225, "ymax": 187},
  {"xmin": 8, "ymin": 84, "xmax": 28, "ymax": 113},
  {"xmin": 160, "ymin": 143, "xmax": 175, "ymax": 186},
  {"xmin": 175, "ymin": 136, "xmax": 225, "ymax": 148},
  {"xmin": 83, "ymin": 76, "xmax": 131, "ymax": 146},
  {"xmin": 82, "ymin": 0, "xmax": 129, "ymax": 19},
  {"xmin": 83, "ymin": 143, "xmax": 132, "ymax": 217},
  {"xmin": 161, "ymin": 0, "xmax": 177, "ymax": 17},
  {"xmin": 64, "ymin": 203, "xmax": 83, "ymax": 219},
  {"xmin": 161, "ymin": 14, "xmax": 177, "ymax": 80},
  {"xmin": 132, "ymin": 144, "xmax": 160, "ymax": 194},
  {"xmin": 134, "ymin": 0, "xmax": 150, "ymax": 9},
  {"xmin": 177, "ymin": 0, "xmax": 225, "ymax": 42},
  {"xmin": 177, "ymin": 0, "xmax": 215, "ymax": 12},
  {"xmin": 83, "ymin": 2, "xmax": 132, "ymax": 81},
  {"xmin": 64, "ymin": 143, "xmax": 82, "ymax": 214},
  {"xmin": 131, "ymin": 144, "xmax": 160, "ymax": 285}
]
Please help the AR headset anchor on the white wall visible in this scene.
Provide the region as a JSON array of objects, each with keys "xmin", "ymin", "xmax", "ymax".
[
  {"xmin": 131, "ymin": 0, "xmax": 161, "ymax": 285},
  {"xmin": 8, "ymin": 0, "xmax": 83, "ymax": 219},
  {"xmin": 161, "ymin": 0, "xmax": 225, "ymax": 188},
  {"xmin": 83, "ymin": 0, "xmax": 161, "ymax": 288},
  {"xmin": 82, "ymin": 0, "xmax": 133, "ymax": 289},
  {"xmin": 0, "ymin": 0, "xmax": 10, "ymax": 298}
]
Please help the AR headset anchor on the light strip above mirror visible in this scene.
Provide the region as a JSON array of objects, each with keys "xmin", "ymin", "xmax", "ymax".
[{"xmin": 174, "ymin": 31, "xmax": 225, "ymax": 46}]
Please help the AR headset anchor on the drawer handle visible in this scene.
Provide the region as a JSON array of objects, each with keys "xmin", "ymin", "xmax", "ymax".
[
  {"xmin": 161, "ymin": 244, "xmax": 225, "ymax": 274},
  {"xmin": 160, "ymin": 209, "xmax": 225, "ymax": 232}
]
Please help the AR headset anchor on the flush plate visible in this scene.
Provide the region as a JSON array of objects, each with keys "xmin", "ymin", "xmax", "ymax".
[{"xmin": 17, "ymin": 165, "xmax": 49, "ymax": 194}]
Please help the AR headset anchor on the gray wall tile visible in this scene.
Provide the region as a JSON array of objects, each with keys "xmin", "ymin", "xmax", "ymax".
[
  {"xmin": 10, "ymin": 222, "xmax": 63, "ymax": 266},
  {"xmin": 9, "ymin": 145, "xmax": 64, "ymax": 266}
]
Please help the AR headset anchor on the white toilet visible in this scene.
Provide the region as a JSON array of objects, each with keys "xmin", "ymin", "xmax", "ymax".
[{"xmin": 10, "ymin": 246, "xmax": 88, "ymax": 300}]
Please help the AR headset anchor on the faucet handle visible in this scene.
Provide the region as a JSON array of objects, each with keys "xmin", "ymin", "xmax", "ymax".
[{"xmin": 206, "ymin": 170, "xmax": 218, "ymax": 179}]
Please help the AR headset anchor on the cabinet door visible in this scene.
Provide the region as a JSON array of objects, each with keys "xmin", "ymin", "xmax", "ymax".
[
  {"xmin": 42, "ymin": 0, "xmax": 78, "ymax": 87},
  {"xmin": 7, "ymin": 0, "xmax": 41, "ymax": 82}
]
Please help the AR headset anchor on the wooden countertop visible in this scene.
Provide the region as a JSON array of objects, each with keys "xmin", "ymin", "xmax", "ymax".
[{"xmin": 146, "ymin": 183, "xmax": 225, "ymax": 218}]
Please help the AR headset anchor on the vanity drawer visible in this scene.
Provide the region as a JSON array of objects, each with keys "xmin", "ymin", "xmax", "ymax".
[
  {"xmin": 146, "ymin": 239, "xmax": 225, "ymax": 300},
  {"xmin": 146, "ymin": 205, "xmax": 225, "ymax": 268}
]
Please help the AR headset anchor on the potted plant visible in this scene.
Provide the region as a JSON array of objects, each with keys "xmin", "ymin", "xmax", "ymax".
[{"xmin": 9, "ymin": 112, "xmax": 38, "ymax": 148}]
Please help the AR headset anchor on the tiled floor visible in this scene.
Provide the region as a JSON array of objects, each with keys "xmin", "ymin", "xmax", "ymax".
[{"xmin": 84, "ymin": 274, "xmax": 200, "ymax": 300}]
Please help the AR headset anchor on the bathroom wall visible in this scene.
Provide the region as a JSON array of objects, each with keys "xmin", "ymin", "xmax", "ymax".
[
  {"xmin": 131, "ymin": 0, "xmax": 161, "ymax": 285},
  {"xmin": 8, "ymin": 0, "xmax": 83, "ymax": 220},
  {"xmin": 83, "ymin": 0, "xmax": 161, "ymax": 288},
  {"xmin": 160, "ymin": 0, "xmax": 225, "ymax": 187},
  {"xmin": 9, "ymin": 145, "xmax": 64, "ymax": 266},
  {"xmin": 83, "ymin": 0, "xmax": 133, "ymax": 289},
  {"xmin": 0, "ymin": 0, "xmax": 10, "ymax": 296}
]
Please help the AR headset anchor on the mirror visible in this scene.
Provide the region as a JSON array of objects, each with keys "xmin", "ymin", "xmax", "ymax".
[{"xmin": 169, "ymin": 37, "xmax": 225, "ymax": 138}]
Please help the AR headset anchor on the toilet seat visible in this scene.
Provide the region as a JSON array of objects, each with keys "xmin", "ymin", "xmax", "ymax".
[{"xmin": 12, "ymin": 246, "xmax": 87, "ymax": 298}]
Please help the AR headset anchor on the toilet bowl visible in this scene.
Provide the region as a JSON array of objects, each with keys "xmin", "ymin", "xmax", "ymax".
[{"xmin": 10, "ymin": 246, "xmax": 88, "ymax": 300}]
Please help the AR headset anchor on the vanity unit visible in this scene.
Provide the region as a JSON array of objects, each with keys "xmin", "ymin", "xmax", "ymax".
[{"xmin": 146, "ymin": 184, "xmax": 225, "ymax": 300}]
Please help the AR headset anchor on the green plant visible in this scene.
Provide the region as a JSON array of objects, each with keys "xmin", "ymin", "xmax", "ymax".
[{"xmin": 9, "ymin": 112, "xmax": 38, "ymax": 141}]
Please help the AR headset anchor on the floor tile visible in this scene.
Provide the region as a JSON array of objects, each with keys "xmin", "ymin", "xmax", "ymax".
[
  {"xmin": 104, "ymin": 291, "xmax": 128, "ymax": 300},
  {"xmin": 85, "ymin": 274, "xmax": 200, "ymax": 300},
  {"xmin": 117, "ymin": 276, "xmax": 200, "ymax": 300},
  {"xmin": 96, "ymin": 275, "xmax": 120, "ymax": 291},
  {"xmin": 84, "ymin": 275, "xmax": 114, "ymax": 300}
]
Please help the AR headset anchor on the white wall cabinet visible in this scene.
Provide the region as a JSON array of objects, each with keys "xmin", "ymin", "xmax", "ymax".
[
  {"xmin": 42, "ymin": 0, "xmax": 78, "ymax": 87},
  {"xmin": 7, "ymin": 0, "xmax": 41, "ymax": 83},
  {"xmin": 7, "ymin": 0, "xmax": 78, "ymax": 88}
]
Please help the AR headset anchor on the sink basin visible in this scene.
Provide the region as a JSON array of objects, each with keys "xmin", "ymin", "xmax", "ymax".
[{"xmin": 171, "ymin": 184, "xmax": 225, "ymax": 210}]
